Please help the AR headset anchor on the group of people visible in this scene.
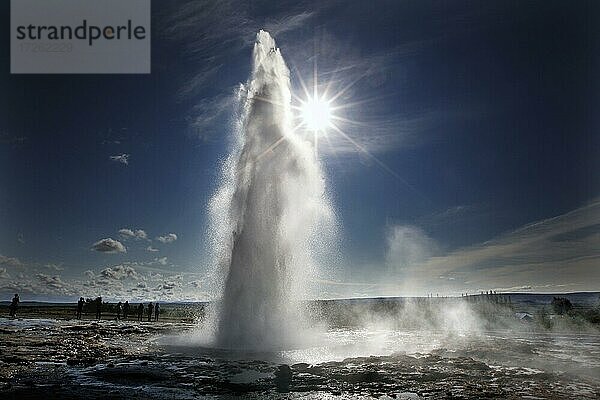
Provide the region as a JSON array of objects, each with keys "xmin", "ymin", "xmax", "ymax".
[
  {"xmin": 76, "ymin": 296, "xmax": 161, "ymax": 322},
  {"xmin": 136, "ymin": 301, "xmax": 160, "ymax": 322}
]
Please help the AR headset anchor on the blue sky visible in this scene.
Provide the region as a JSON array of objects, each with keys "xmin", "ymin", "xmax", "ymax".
[{"xmin": 0, "ymin": 0, "xmax": 598, "ymax": 301}]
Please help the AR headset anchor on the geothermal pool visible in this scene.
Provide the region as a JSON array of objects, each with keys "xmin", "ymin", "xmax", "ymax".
[{"xmin": 0, "ymin": 317, "xmax": 599, "ymax": 399}]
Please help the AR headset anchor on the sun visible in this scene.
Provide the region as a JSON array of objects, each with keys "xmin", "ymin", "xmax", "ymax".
[
  {"xmin": 300, "ymin": 97, "xmax": 332, "ymax": 131},
  {"xmin": 287, "ymin": 63, "xmax": 412, "ymax": 190}
]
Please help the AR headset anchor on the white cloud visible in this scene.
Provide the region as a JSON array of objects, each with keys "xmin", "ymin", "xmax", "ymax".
[
  {"xmin": 109, "ymin": 153, "xmax": 130, "ymax": 165},
  {"xmin": 0, "ymin": 254, "xmax": 23, "ymax": 267},
  {"xmin": 146, "ymin": 245, "xmax": 159, "ymax": 252},
  {"xmin": 134, "ymin": 230, "xmax": 148, "ymax": 240},
  {"xmin": 119, "ymin": 228, "xmax": 148, "ymax": 240},
  {"xmin": 91, "ymin": 238, "xmax": 126, "ymax": 253},
  {"xmin": 6, "ymin": 273, "xmax": 80, "ymax": 297},
  {"xmin": 83, "ymin": 270, "xmax": 95, "ymax": 279},
  {"xmin": 44, "ymin": 263, "xmax": 64, "ymax": 271},
  {"xmin": 189, "ymin": 280, "xmax": 202, "ymax": 288},
  {"xmin": 156, "ymin": 233, "xmax": 178, "ymax": 243},
  {"xmin": 100, "ymin": 265, "xmax": 138, "ymax": 280},
  {"xmin": 128, "ymin": 257, "xmax": 168, "ymax": 267},
  {"xmin": 157, "ymin": 282, "xmax": 178, "ymax": 290},
  {"xmin": 2, "ymin": 266, "xmax": 209, "ymax": 302},
  {"xmin": 36, "ymin": 273, "xmax": 68, "ymax": 290}
]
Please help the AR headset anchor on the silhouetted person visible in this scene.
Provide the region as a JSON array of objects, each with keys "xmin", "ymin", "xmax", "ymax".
[
  {"xmin": 123, "ymin": 301, "xmax": 130, "ymax": 320},
  {"xmin": 147, "ymin": 302, "xmax": 154, "ymax": 322},
  {"xmin": 8, "ymin": 294, "xmax": 19, "ymax": 317},
  {"xmin": 116, "ymin": 301, "xmax": 122, "ymax": 320},
  {"xmin": 275, "ymin": 364, "xmax": 292, "ymax": 393},
  {"xmin": 95, "ymin": 297, "xmax": 102, "ymax": 320},
  {"xmin": 154, "ymin": 303, "xmax": 160, "ymax": 321},
  {"xmin": 137, "ymin": 303, "xmax": 144, "ymax": 321},
  {"xmin": 77, "ymin": 297, "xmax": 84, "ymax": 320},
  {"xmin": 552, "ymin": 297, "xmax": 573, "ymax": 315}
]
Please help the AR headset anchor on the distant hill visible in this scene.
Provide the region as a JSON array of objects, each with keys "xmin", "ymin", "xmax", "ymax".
[
  {"xmin": 503, "ymin": 292, "xmax": 600, "ymax": 307},
  {"xmin": 1, "ymin": 292, "xmax": 598, "ymax": 307}
]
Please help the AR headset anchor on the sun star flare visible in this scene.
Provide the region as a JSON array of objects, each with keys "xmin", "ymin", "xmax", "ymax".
[{"xmin": 300, "ymin": 97, "xmax": 332, "ymax": 132}]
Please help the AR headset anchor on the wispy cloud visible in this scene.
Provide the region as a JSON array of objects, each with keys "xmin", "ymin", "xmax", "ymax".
[
  {"xmin": 185, "ymin": 92, "xmax": 237, "ymax": 139},
  {"xmin": 262, "ymin": 11, "xmax": 314, "ymax": 37},
  {"xmin": 163, "ymin": 0, "xmax": 317, "ymax": 139},
  {"xmin": 110, "ymin": 153, "xmax": 130, "ymax": 165},
  {"xmin": 313, "ymin": 199, "xmax": 600, "ymax": 298},
  {"xmin": 384, "ymin": 199, "xmax": 600, "ymax": 295}
]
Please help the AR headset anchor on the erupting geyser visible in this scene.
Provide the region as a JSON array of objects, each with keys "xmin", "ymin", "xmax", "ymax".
[{"xmin": 208, "ymin": 31, "xmax": 336, "ymax": 350}]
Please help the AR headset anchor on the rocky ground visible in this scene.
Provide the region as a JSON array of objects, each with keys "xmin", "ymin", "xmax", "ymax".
[{"xmin": 1, "ymin": 318, "xmax": 599, "ymax": 399}]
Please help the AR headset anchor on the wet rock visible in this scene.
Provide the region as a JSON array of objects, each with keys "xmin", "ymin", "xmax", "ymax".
[
  {"xmin": 66, "ymin": 357, "xmax": 97, "ymax": 366},
  {"xmin": 336, "ymin": 370, "xmax": 386, "ymax": 384},
  {"xmin": 91, "ymin": 365, "xmax": 173, "ymax": 385},
  {"xmin": 1, "ymin": 356, "xmax": 27, "ymax": 364},
  {"xmin": 291, "ymin": 362, "xmax": 310, "ymax": 371},
  {"xmin": 62, "ymin": 325, "xmax": 90, "ymax": 332},
  {"xmin": 396, "ymin": 392, "xmax": 420, "ymax": 399}
]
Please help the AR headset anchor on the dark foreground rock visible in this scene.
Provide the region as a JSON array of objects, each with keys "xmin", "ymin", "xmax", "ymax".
[{"xmin": 1, "ymin": 318, "xmax": 599, "ymax": 399}]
